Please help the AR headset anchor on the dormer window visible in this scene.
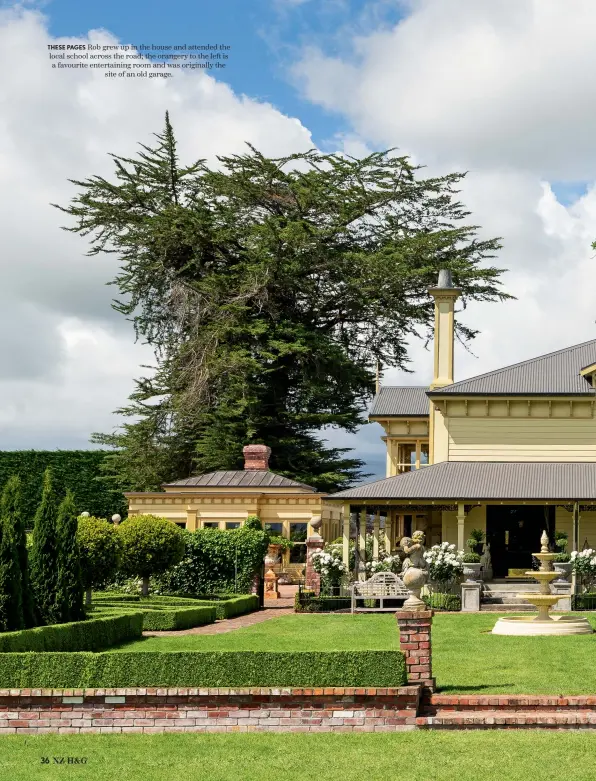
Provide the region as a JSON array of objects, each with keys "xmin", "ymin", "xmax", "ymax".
[{"xmin": 580, "ymin": 363, "xmax": 596, "ymax": 388}]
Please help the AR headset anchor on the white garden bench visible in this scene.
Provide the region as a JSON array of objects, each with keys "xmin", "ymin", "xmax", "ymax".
[{"xmin": 350, "ymin": 571, "xmax": 410, "ymax": 613}]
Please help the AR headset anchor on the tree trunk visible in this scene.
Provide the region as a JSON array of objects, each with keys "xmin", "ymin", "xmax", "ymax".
[
  {"xmin": 141, "ymin": 577, "xmax": 149, "ymax": 596},
  {"xmin": 85, "ymin": 589, "xmax": 92, "ymax": 607}
]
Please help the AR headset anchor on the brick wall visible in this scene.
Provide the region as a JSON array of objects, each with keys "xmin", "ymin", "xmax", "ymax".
[{"xmin": 0, "ymin": 687, "xmax": 421, "ymax": 734}]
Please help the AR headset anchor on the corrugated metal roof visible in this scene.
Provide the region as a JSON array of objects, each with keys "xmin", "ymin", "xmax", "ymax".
[
  {"xmin": 163, "ymin": 470, "xmax": 315, "ymax": 491},
  {"xmin": 327, "ymin": 462, "xmax": 596, "ymax": 501},
  {"xmin": 429, "ymin": 339, "xmax": 596, "ymax": 397},
  {"xmin": 369, "ymin": 386, "xmax": 429, "ymax": 417}
]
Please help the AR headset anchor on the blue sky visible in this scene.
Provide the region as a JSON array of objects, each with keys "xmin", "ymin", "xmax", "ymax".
[{"xmin": 44, "ymin": 0, "xmax": 405, "ymax": 151}]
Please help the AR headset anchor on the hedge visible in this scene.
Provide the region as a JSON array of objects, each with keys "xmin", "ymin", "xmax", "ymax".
[
  {"xmin": 572, "ymin": 593, "xmax": 596, "ymax": 611},
  {"xmin": 0, "ymin": 651, "xmax": 406, "ymax": 688},
  {"xmin": 196, "ymin": 595, "xmax": 259, "ymax": 619},
  {"xmin": 155, "ymin": 527, "xmax": 269, "ymax": 594},
  {"xmin": 424, "ymin": 592, "xmax": 461, "ymax": 612},
  {"xmin": 94, "ymin": 605, "xmax": 216, "ymax": 631},
  {"xmin": 0, "ymin": 612, "xmax": 143, "ymax": 652},
  {"xmin": 0, "ymin": 451, "xmax": 127, "ymax": 524},
  {"xmin": 93, "ymin": 593, "xmax": 259, "ymax": 620},
  {"xmin": 294, "ymin": 593, "xmax": 351, "ymax": 613}
]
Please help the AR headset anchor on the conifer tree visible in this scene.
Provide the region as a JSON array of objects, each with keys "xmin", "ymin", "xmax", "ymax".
[
  {"xmin": 1, "ymin": 475, "xmax": 34, "ymax": 628},
  {"xmin": 56, "ymin": 490, "xmax": 84, "ymax": 623},
  {"xmin": 56, "ymin": 114, "xmax": 511, "ymax": 493},
  {"xmin": 29, "ymin": 468, "xmax": 60, "ymax": 625},
  {"xmin": 0, "ymin": 499, "xmax": 23, "ymax": 632}
]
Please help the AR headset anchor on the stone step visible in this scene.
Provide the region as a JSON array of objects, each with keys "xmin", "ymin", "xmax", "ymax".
[
  {"xmin": 419, "ymin": 710, "xmax": 596, "ymax": 728},
  {"xmin": 427, "ymin": 694, "xmax": 596, "ymax": 712},
  {"xmin": 483, "ymin": 583, "xmax": 542, "ymax": 593}
]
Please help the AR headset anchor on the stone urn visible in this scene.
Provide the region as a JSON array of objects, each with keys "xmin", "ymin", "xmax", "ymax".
[
  {"xmin": 553, "ymin": 561, "xmax": 572, "ymax": 583},
  {"xmin": 265, "ymin": 544, "xmax": 282, "ymax": 567},
  {"xmin": 463, "ymin": 562, "xmax": 483, "ymax": 582}
]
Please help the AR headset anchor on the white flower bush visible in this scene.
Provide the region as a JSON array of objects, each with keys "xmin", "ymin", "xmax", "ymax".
[
  {"xmin": 311, "ymin": 544, "xmax": 348, "ymax": 586},
  {"xmin": 367, "ymin": 554, "xmax": 402, "ymax": 574},
  {"xmin": 423, "ymin": 542, "xmax": 465, "ymax": 584},
  {"xmin": 571, "ymin": 549, "xmax": 596, "ymax": 581}
]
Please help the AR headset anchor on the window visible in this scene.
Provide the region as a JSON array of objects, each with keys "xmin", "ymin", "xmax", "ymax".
[
  {"xmin": 289, "ymin": 523, "xmax": 308, "ymax": 563},
  {"xmin": 265, "ymin": 523, "xmax": 283, "ymax": 535},
  {"xmin": 175, "ymin": 522, "xmax": 186, "ymax": 529},
  {"xmin": 203, "ymin": 522, "xmax": 219, "ymax": 529},
  {"xmin": 226, "ymin": 522, "xmax": 240, "ymax": 529},
  {"xmin": 395, "ymin": 440, "xmax": 430, "ymax": 473}
]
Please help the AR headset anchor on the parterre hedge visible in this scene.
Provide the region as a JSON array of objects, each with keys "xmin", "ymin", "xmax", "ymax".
[
  {"xmin": 294, "ymin": 592, "xmax": 351, "ymax": 613},
  {"xmin": 0, "ymin": 450, "xmax": 127, "ymax": 524},
  {"xmin": 93, "ymin": 593, "xmax": 259, "ymax": 621},
  {"xmin": 0, "ymin": 650, "xmax": 406, "ymax": 688},
  {"xmin": 0, "ymin": 612, "xmax": 143, "ymax": 652},
  {"xmin": 95, "ymin": 604, "xmax": 216, "ymax": 631}
]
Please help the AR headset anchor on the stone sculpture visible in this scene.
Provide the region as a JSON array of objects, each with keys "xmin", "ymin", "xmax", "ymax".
[{"xmin": 400, "ymin": 530, "xmax": 428, "ymax": 611}]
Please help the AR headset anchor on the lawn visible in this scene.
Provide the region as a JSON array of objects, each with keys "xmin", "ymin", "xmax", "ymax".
[
  {"xmin": 3, "ymin": 732, "xmax": 596, "ymax": 781},
  {"xmin": 114, "ymin": 612, "xmax": 596, "ymax": 694}
]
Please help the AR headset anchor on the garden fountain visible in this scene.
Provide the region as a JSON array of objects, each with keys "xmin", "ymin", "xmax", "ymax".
[{"xmin": 492, "ymin": 531, "xmax": 593, "ymax": 636}]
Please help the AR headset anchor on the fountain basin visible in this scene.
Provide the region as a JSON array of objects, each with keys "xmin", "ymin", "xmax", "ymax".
[{"xmin": 492, "ymin": 615, "xmax": 593, "ymax": 636}]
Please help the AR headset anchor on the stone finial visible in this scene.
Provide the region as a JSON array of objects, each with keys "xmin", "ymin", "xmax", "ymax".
[
  {"xmin": 243, "ymin": 444, "xmax": 271, "ymax": 471},
  {"xmin": 540, "ymin": 530, "xmax": 549, "ymax": 553},
  {"xmin": 112, "ymin": 514, "xmax": 121, "ymax": 526},
  {"xmin": 80, "ymin": 511, "xmax": 90, "ymax": 517}
]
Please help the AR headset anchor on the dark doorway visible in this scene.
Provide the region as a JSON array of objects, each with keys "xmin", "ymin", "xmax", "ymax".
[{"xmin": 486, "ymin": 505, "xmax": 555, "ymax": 578}]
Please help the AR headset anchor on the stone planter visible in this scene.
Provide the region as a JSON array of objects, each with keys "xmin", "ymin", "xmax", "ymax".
[
  {"xmin": 462, "ymin": 562, "xmax": 483, "ymax": 582},
  {"xmin": 265, "ymin": 544, "xmax": 282, "ymax": 567},
  {"xmin": 553, "ymin": 561, "xmax": 572, "ymax": 583}
]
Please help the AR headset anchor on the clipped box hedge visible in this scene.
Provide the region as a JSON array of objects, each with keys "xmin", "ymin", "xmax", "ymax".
[
  {"xmin": 0, "ymin": 650, "xmax": 406, "ymax": 688},
  {"xmin": 93, "ymin": 593, "xmax": 259, "ymax": 621},
  {"xmin": 197, "ymin": 595, "xmax": 259, "ymax": 619},
  {"xmin": 0, "ymin": 613, "xmax": 143, "ymax": 653},
  {"xmin": 93, "ymin": 604, "xmax": 217, "ymax": 631}
]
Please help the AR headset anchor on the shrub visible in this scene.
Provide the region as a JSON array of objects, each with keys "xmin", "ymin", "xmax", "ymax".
[
  {"xmin": 462, "ymin": 552, "xmax": 481, "ymax": 563},
  {"xmin": 294, "ymin": 591, "xmax": 351, "ymax": 613},
  {"xmin": 0, "ymin": 612, "xmax": 142, "ymax": 652},
  {"xmin": 118, "ymin": 515, "xmax": 185, "ymax": 595},
  {"xmin": 94, "ymin": 604, "xmax": 216, "ymax": 631},
  {"xmin": 0, "ymin": 650, "xmax": 406, "ymax": 688},
  {"xmin": 0, "ymin": 478, "xmax": 24, "ymax": 631},
  {"xmin": 424, "ymin": 592, "xmax": 461, "ymax": 612},
  {"xmin": 55, "ymin": 490, "xmax": 85, "ymax": 623},
  {"xmin": 243, "ymin": 515, "xmax": 262, "ymax": 531},
  {"xmin": 156, "ymin": 527, "xmax": 269, "ymax": 595},
  {"xmin": 93, "ymin": 593, "xmax": 257, "ymax": 622},
  {"xmin": 29, "ymin": 468, "xmax": 60, "ymax": 625},
  {"xmin": 553, "ymin": 552, "xmax": 571, "ymax": 563},
  {"xmin": 2, "ymin": 476, "xmax": 34, "ymax": 628},
  {"xmin": 77, "ymin": 515, "xmax": 121, "ymax": 605},
  {"xmin": 423, "ymin": 542, "xmax": 464, "ymax": 585}
]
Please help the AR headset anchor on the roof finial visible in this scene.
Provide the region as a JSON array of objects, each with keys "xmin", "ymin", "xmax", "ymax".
[{"xmin": 375, "ymin": 359, "xmax": 381, "ymax": 394}]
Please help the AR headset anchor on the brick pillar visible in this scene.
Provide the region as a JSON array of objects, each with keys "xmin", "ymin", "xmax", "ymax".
[
  {"xmin": 395, "ymin": 609, "xmax": 435, "ymax": 692},
  {"xmin": 305, "ymin": 535, "xmax": 324, "ymax": 594}
]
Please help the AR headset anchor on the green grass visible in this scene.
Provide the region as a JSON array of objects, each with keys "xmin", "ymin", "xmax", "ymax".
[
  {"xmin": 113, "ymin": 614, "xmax": 399, "ymax": 652},
  {"xmin": 3, "ymin": 733, "xmax": 596, "ymax": 781},
  {"xmin": 113, "ymin": 611, "xmax": 596, "ymax": 694}
]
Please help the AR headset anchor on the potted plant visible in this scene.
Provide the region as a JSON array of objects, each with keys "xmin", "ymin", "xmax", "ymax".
[
  {"xmin": 467, "ymin": 529, "xmax": 485, "ymax": 556},
  {"xmin": 463, "ymin": 535, "xmax": 484, "ymax": 581},
  {"xmin": 265, "ymin": 535, "xmax": 293, "ymax": 567},
  {"xmin": 462, "ymin": 552, "xmax": 483, "ymax": 582},
  {"xmin": 553, "ymin": 531, "xmax": 572, "ymax": 582}
]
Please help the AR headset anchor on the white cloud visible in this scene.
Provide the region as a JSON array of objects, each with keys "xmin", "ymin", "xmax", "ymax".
[
  {"xmin": 290, "ymin": 0, "xmax": 596, "ymax": 478},
  {"xmin": 0, "ymin": 6, "xmax": 315, "ymax": 449}
]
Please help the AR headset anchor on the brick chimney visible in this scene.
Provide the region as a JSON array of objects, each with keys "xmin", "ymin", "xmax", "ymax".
[{"xmin": 243, "ymin": 444, "xmax": 271, "ymax": 471}]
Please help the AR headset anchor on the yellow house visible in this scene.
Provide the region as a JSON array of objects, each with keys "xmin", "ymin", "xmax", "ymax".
[
  {"xmin": 125, "ymin": 445, "xmax": 341, "ymax": 572},
  {"xmin": 327, "ymin": 269, "xmax": 596, "ymax": 579}
]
